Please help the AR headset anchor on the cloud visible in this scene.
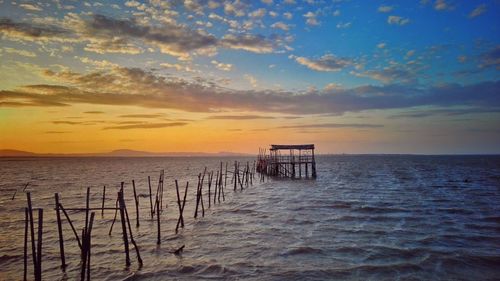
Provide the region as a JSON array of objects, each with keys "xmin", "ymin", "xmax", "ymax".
[
  {"xmin": 271, "ymin": 22, "xmax": 289, "ymax": 31},
  {"xmin": 387, "ymin": 16, "xmax": 410, "ymax": 25},
  {"xmin": 277, "ymin": 123, "xmax": 384, "ymax": 129},
  {"xmin": 2, "ymin": 47, "xmax": 36, "ymax": 57},
  {"xmin": 1, "ymin": 66, "xmax": 499, "ymax": 116},
  {"xmin": 303, "ymin": 12, "xmax": 320, "ymax": 26},
  {"xmin": 44, "ymin": 131, "xmax": 69, "ymax": 134},
  {"xmin": 83, "ymin": 14, "xmax": 217, "ymax": 58},
  {"xmin": 84, "ymin": 111, "xmax": 104, "ymax": 114},
  {"xmin": 220, "ymin": 34, "xmax": 274, "ymax": 53},
  {"xmin": 377, "ymin": 43, "xmax": 386, "ymax": 49},
  {"xmin": 291, "ymin": 54, "xmax": 352, "ymax": 72},
  {"xmin": 249, "ymin": 8, "xmax": 266, "ymax": 18},
  {"xmin": 468, "ymin": 4, "xmax": 487, "ymax": 18},
  {"xmin": 19, "ymin": 4, "xmax": 43, "ymax": 12},
  {"xmin": 351, "ymin": 65, "xmax": 415, "ymax": 84},
  {"xmin": 103, "ymin": 122, "xmax": 187, "ymax": 130},
  {"xmin": 336, "ymin": 22, "xmax": 352, "ymax": 29},
  {"xmin": 434, "ymin": 0, "xmax": 452, "ymax": 11},
  {"xmin": 0, "ymin": 17, "xmax": 73, "ymax": 42},
  {"xmin": 119, "ymin": 114, "xmax": 164, "ymax": 118},
  {"xmin": 388, "ymin": 107, "xmax": 500, "ymax": 119},
  {"xmin": 378, "ymin": 5, "xmax": 393, "ymax": 13},
  {"xmin": 211, "ymin": 60, "xmax": 233, "ymax": 71},
  {"xmin": 207, "ymin": 115, "xmax": 275, "ymax": 120},
  {"xmin": 479, "ymin": 46, "xmax": 500, "ymax": 69}
]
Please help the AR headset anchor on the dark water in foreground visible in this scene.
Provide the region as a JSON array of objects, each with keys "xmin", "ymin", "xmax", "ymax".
[{"xmin": 0, "ymin": 155, "xmax": 499, "ymax": 280}]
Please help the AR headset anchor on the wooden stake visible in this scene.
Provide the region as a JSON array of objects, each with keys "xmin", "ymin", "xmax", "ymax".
[
  {"xmin": 23, "ymin": 208, "xmax": 28, "ymax": 281},
  {"xmin": 35, "ymin": 208, "xmax": 43, "ymax": 281},
  {"xmin": 54, "ymin": 193, "xmax": 66, "ymax": 270},
  {"xmin": 84, "ymin": 187, "xmax": 90, "ymax": 237},
  {"xmin": 174, "ymin": 180, "xmax": 184, "ymax": 229},
  {"xmin": 156, "ymin": 197, "xmax": 161, "ymax": 244},
  {"xmin": 123, "ymin": 198, "xmax": 143, "ymax": 266},
  {"xmin": 148, "ymin": 176, "xmax": 153, "ymax": 219},
  {"xmin": 59, "ymin": 203, "xmax": 82, "ymax": 249},
  {"xmin": 26, "ymin": 193, "xmax": 37, "ymax": 279},
  {"xmin": 101, "ymin": 186, "xmax": 106, "ymax": 217},
  {"xmin": 118, "ymin": 191, "xmax": 131, "ymax": 266},
  {"xmin": 132, "ymin": 180, "xmax": 140, "ymax": 227},
  {"xmin": 175, "ymin": 181, "xmax": 189, "ymax": 233}
]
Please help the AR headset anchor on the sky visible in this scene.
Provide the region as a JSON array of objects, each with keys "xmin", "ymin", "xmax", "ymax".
[{"xmin": 0, "ymin": 0, "xmax": 499, "ymax": 154}]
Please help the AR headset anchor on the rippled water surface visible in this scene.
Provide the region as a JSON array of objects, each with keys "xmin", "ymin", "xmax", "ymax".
[{"xmin": 1, "ymin": 155, "xmax": 500, "ymax": 280}]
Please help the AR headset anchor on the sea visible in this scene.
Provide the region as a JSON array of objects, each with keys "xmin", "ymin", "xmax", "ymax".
[{"xmin": 0, "ymin": 155, "xmax": 499, "ymax": 280}]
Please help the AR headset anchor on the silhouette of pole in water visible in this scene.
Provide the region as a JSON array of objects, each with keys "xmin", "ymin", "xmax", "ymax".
[
  {"xmin": 23, "ymin": 207, "xmax": 28, "ymax": 281},
  {"xmin": 26, "ymin": 193, "xmax": 37, "ymax": 280},
  {"xmin": 118, "ymin": 191, "xmax": 131, "ymax": 266},
  {"xmin": 54, "ymin": 193, "xmax": 66, "ymax": 270},
  {"xmin": 156, "ymin": 197, "xmax": 161, "ymax": 244},
  {"xmin": 175, "ymin": 180, "xmax": 189, "ymax": 233},
  {"xmin": 148, "ymin": 176, "xmax": 153, "ymax": 219},
  {"xmin": 35, "ymin": 208, "xmax": 43, "ymax": 281},
  {"xmin": 132, "ymin": 180, "xmax": 140, "ymax": 227},
  {"xmin": 123, "ymin": 195, "xmax": 143, "ymax": 266},
  {"xmin": 101, "ymin": 186, "xmax": 106, "ymax": 217}
]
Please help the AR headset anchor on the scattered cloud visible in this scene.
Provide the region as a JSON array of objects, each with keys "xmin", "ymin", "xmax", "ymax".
[
  {"xmin": 119, "ymin": 114, "xmax": 164, "ymax": 118},
  {"xmin": 2, "ymin": 47, "xmax": 36, "ymax": 57},
  {"xmin": 387, "ymin": 16, "xmax": 410, "ymax": 25},
  {"xmin": 434, "ymin": 0, "xmax": 452, "ymax": 11},
  {"xmin": 211, "ymin": 60, "xmax": 233, "ymax": 71},
  {"xmin": 277, "ymin": 123, "xmax": 384, "ymax": 129},
  {"xmin": 468, "ymin": 4, "xmax": 487, "ymax": 18},
  {"xmin": 19, "ymin": 4, "xmax": 43, "ymax": 12},
  {"xmin": 207, "ymin": 115, "xmax": 275, "ymax": 120},
  {"xmin": 271, "ymin": 21, "xmax": 289, "ymax": 31},
  {"xmin": 2, "ymin": 66, "xmax": 498, "ymax": 115},
  {"xmin": 303, "ymin": 12, "xmax": 319, "ymax": 26},
  {"xmin": 291, "ymin": 54, "xmax": 352, "ymax": 72},
  {"xmin": 84, "ymin": 111, "xmax": 104, "ymax": 114},
  {"xmin": 103, "ymin": 122, "xmax": 188, "ymax": 130},
  {"xmin": 378, "ymin": 6, "xmax": 394, "ymax": 13}
]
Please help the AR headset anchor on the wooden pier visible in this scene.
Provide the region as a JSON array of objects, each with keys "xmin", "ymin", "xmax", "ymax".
[{"xmin": 257, "ymin": 144, "xmax": 316, "ymax": 179}]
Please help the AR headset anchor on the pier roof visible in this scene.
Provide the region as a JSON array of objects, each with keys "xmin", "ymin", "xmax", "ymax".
[{"xmin": 270, "ymin": 144, "xmax": 314, "ymax": 150}]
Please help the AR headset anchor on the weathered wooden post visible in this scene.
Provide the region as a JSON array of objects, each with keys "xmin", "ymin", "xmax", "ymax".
[
  {"xmin": 101, "ymin": 186, "xmax": 106, "ymax": 217},
  {"xmin": 54, "ymin": 193, "xmax": 66, "ymax": 270},
  {"xmin": 118, "ymin": 191, "xmax": 131, "ymax": 266},
  {"xmin": 23, "ymin": 207, "xmax": 28, "ymax": 281},
  {"xmin": 26, "ymin": 193, "xmax": 37, "ymax": 279},
  {"xmin": 132, "ymin": 180, "xmax": 140, "ymax": 227},
  {"xmin": 35, "ymin": 208, "xmax": 43, "ymax": 281},
  {"xmin": 175, "ymin": 181, "xmax": 189, "ymax": 233},
  {"xmin": 148, "ymin": 176, "xmax": 153, "ymax": 218},
  {"xmin": 156, "ymin": 197, "xmax": 161, "ymax": 244}
]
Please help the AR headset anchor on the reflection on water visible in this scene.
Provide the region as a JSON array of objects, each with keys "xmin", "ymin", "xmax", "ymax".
[{"xmin": 1, "ymin": 155, "xmax": 499, "ymax": 280}]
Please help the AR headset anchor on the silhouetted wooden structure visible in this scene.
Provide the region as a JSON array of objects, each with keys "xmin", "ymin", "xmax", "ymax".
[{"xmin": 257, "ymin": 144, "xmax": 316, "ymax": 179}]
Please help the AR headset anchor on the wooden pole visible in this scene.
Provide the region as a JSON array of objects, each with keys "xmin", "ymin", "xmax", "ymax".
[
  {"xmin": 207, "ymin": 171, "xmax": 212, "ymax": 208},
  {"xmin": 194, "ymin": 174, "xmax": 201, "ymax": 218},
  {"xmin": 132, "ymin": 180, "xmax": 140, "ymax": 227},
  {"xmin": 23, "ymin": 207, "xmax": 28, "ymax": 281},
  {"xmin": 84, "ymin": 187, "xmax": 90, "ymax": 236},
  {"xmin": 26, "ymin": 193, "xmax": 37, "ymax": 279},
  {"xmin": 85, "ymin": 212, "xmax": 95, "ymax": 281},
  {"xmin": 118, "ymin": 191, "xmax": 131, "ymax": 266},
  {"xmin": 175, "ymin": 180, "xmax": 184, "ymax": 229},
  {"xmin": 108, "ymin": 198, "xmax": 119, "ymax": 235},
  {"xmin": 148, "ymin": 176, "xmax": 153, "ymax": 219},
  {"xmin": 35, "ymin": 208, "xmax": 43, "ymax": 281},
  {"xmin": 101, "ymin": 186, "xmax": 106, "ymax": 217},
  {"xmin": 123, "ymin": 199, "xmax": 143, "ymax": 265},
  {"xmin": 156, "ymin": 197, "xmax": 161, "ymax": 244},
  {"xmin": 59, "ymin": 203, "xmax": 82, "ymax": 249},
  {"xmin": 175, "ymin": 181, "xmax": 189, "ymax": 233},
  {"xmin": 80, "ymin": 228, "xmax": 86, "ymax": 281},
  {"xmin": 54, "ymin": 193, "xmax": 66, "ymax": 270}
]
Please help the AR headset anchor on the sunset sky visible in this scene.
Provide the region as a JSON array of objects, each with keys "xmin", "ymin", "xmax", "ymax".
[{"xmin": 0, "ymin": 0, "xmax": 499, "ymax": 154}]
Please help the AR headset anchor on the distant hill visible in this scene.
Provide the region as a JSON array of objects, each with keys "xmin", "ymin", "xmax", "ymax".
[{"xmin": 0, "ymin": 149, "xmax": 251, "ymax": 157}]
